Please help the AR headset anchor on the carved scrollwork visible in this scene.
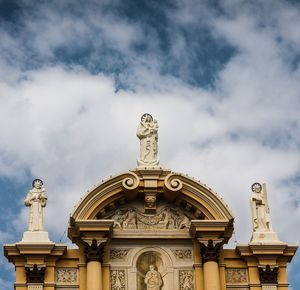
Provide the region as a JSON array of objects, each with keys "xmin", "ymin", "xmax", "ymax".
[
  {"xmin": 164, "ymin": 173, "xmax": 183, "ymax": 192},
  {"xmin": 110, "ymin": 249, "xmax": 130, "ymax": 260},
  {"xmin": 122, "ymin": 172, "xmax": 140, "ymax": 191},
  {"xmin": 172, "ymin": 249, "xmax": 192, "ymax": 259}
]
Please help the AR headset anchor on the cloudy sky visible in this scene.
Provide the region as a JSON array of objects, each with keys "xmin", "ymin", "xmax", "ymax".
[{"xmin": 1, "ymin": 0, "xmax": 300, "ymax": 288}]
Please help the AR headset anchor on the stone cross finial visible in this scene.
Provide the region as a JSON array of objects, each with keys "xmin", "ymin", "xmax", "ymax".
[{"xmin": 136, "ymin": 113, "xmax": 159, "ymax": 167}]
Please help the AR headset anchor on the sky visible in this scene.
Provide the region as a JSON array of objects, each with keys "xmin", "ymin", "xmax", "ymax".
[{"xmin": 0, "ymin": 0, "xmax": 300, "ymax": 288}]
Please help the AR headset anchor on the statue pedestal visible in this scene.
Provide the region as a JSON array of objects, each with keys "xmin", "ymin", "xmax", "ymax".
[
  {"xmin": 250, "ymin": 231, "xmax": 282, "ymax": 244},
  {"xmin": 20, "ymin": 231, "xmax": 51, "ymax": 243}
]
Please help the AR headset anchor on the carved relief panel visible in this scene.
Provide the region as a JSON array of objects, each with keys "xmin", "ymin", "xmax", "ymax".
[
  {"xmin": 56, "ymin": 268, "xmax": 78, "ymax": 285},
  {"xmin": 225, "ymin": 268, "xmax": 248, "ymax": 284},
  {"xmin": 111, "ymin": 270, "xmax": 126, "ymax": 290},
  {"xmin": 179, "ymin": 270, "xmax": 194, "ymax": 290}
]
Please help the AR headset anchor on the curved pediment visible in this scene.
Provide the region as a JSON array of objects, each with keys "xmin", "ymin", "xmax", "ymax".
[{"xmin": 69, "ymin": 168, "xmax": 234, "ymax": 224}]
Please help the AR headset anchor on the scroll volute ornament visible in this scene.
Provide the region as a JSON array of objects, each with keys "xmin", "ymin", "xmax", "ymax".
[
  {"xmin": 163, "ymin": 173, "xmax": 183, "ymax": 202},
  {"xmin": 122, "ymin": 172, "xmax": 140, "ymax": 200}
]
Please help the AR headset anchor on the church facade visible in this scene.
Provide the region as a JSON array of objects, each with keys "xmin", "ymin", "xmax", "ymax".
[{"xmin": 4, "ymin": 114, "xmax": 297, "ymax": 290}]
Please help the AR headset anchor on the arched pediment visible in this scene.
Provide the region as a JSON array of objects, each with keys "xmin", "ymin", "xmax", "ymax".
[{"xmin": 70, "ymin": 168, "xmax": 234, "ymax": 223}]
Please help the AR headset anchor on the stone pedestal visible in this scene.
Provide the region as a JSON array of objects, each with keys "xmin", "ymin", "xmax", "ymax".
[
  {"xmin": 251, "ymin": 231, "xmax": 281, "ymax": 244},
  {"xmin": 20, "ymin": 231, "xmax": 51, "ymax": 243}
]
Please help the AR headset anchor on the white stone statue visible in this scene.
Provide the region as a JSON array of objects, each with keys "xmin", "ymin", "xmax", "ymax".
[
  {"xmin": 137, "ymin": 113, "xmax": 159, "ymax": 167},
  {"xmin": 24, "ymin": 179, "xmax": 47, "ymax": 231},
  {"xmin": 144, "ymin": 265, "xmax": 163, "ymax": 290},
  {"xmin": 250, "ymin": 183, "xmax": 281, "ymax": 243}
]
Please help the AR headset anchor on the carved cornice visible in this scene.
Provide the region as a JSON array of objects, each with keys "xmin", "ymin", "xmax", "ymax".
[
  {"xmin": 25, "ymin": 264, "xmax": 46, "ymax": 283},
  {"xmin": 200, "ymin": 239, "xmax": 222, "ymax": 263},
  {"xmin": 84, "ymin": 239, "xmax": 105, "ymax": 263},
  {"xmin": 258, "ymin": 265, "xmax": 279, "ymax": 284}
]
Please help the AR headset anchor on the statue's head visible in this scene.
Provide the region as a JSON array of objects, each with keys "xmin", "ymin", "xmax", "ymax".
[
  {"xmin": 149, "ymin": 264, "xmax": 155, "ymax": 270},
  {"xmin": 32, "ymin": 179, "xmax": 43, "ymax": 189},
  {"xmin": 141, "ymin": 113, "xmax": 153, "ymax": 123}
]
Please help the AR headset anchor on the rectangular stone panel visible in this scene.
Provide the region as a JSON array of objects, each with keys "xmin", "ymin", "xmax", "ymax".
[
  {"xmin": 28, "ymin": 285, "xmax": 43, "ymax": 290},
  {"xmin": 111, "ymin": 270, "xmax": 126, "ymax": 290},
  {"xmin": 56, "ymin": 268, "xmax": 78, "ymax": 285},
  {"xmin": 179, "ymin": 270, "xmax": 194, "ymax": 290},
  {"xmin": 225, "ymin": 268, "xmax": 248, "ymax": 284},
  {"xmin": 262, "ymin": 286, "xmax": 277, "ymax": 290}
]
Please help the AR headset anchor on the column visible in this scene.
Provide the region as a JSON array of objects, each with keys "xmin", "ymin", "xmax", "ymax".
[
  {"xmin": 200, "ymin": 240, "xmax": 222, "ymax": 290},
  {"xmin": 84, "ymin": 239, "xmax": 105, "ymax": 290}
]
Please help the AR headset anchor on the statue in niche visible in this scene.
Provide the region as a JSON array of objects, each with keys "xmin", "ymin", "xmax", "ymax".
[
  {"xmin": 123, "ymin": 208, "xmax": 137, "ymax": 229},
  {"xmin": 137, "ymin": 113, "xmax": 159, "ymax": 166},
  {"xmin": 250, "ymin": 183, "xmax": 272, "ymax": 231},
  {"xmin": 144, "ymin": 265, "xmax": 163, "ymax": 290},
  {"xmin": 24, "ymin": 179, "xmax": 47, "ymax": 231}
]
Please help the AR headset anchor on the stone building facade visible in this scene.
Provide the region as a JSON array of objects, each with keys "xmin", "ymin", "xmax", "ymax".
[{"xmin": 4, "ymin": 114, "xmax": 297, "ymax": 290}]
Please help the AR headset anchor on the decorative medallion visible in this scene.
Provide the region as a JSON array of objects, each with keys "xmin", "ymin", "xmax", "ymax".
[{"xmin": 251, "ymin": 182, "xmax": 262, "ymax": 193}]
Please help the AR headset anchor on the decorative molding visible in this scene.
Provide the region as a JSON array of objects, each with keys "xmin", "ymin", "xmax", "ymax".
[
  {"xmin": 179, "ymin": 270, "xmax": 194, "ymax": 290},
  {"xmin": 105, "ymin": 207, "xmax": 191, "ymax": 230},
  {"xmin": 110, "ymin": 249, "xmax": 130, "ymax": 260},
  {"xmin": 27, "ymin": 285, "xmax": 43, "ymax": 290},
  {"xmin": 56, "ymin": 268, "xmax": 78, "ymax": 285},
  {"xmin": 172, "ymin": 249, "xmax": 192, "ymax": 259},
  {"xmin": 258, "ymin": 265, "xmax": 279, "ymax": 284},
  {"xmin": 111, "ymin": 270, "xmax": 126, "ymax": 290},
  {"xmin": 225, "ymin": 268, "xmax": 248, "ymax": 284},
  {"xmin": 200, "ymin": 240, "xmax": 222, "ymax": 263},
  {"xmin": 261, "ymin": 286, "xmax": 277, "ymax": 290},
  {"xmin": 226, "ymin": 288, "xmax": 249, "ymax": 290},
  {"xmin": 84, "ymin": 239, "xmax": 105, "ymax": 263},
  {"xmin": 25, "ymin": 264, "xmax": 45, "ymax": 283}
]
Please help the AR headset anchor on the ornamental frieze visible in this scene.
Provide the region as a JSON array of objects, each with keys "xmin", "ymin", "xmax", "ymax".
[
  {"xmin": 104, "ymin": 207, "xmax": 191, "ymax": 230},
  {"xmin": 110, "ymin": 249, "xmax": 130, "ymax": 260},
  {"xmin": 172, "ymin": 249, "xmax": 192, "ymax": 259}
]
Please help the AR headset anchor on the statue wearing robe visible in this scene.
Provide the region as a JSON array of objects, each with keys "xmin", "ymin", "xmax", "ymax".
[
  {"xmin": 144, "ymin": 265, "xmax": 162, "ymax": 290},
  {"xmin": 24, "ymin": 179, "xmax": 47, "ymax": 231},
  {"xmin": 137, "ymin": 114, "xmax": 159, "ymax": 166}
]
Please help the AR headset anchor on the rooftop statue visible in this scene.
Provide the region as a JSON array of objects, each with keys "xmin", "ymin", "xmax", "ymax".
[
  {"xmin": 137, "ymin": 113, "xmax": 159, "ymax": 167},
  {"xmin": 250, "ymin": 182, "xmax": 281, "ymax": 243},
  {"xmin": 24, "ymin": 179, "xmax": 47, "ymax": 232}
]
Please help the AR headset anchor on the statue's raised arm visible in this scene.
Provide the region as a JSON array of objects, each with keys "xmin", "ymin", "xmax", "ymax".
[{"xmin": 136, "ymin": 113, "xmax": 159, "ymax": 167}]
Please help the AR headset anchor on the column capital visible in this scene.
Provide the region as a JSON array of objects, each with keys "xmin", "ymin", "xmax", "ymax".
[
  {"xmin": 84, "ymin": 239, "xmax": 106, "ymax": 263},
  {"xmin": 258, "ymin": 264, "xmax": 279, "ymax": 284},
  {"xmin": 25, "ymin": 264, "xmax": 46, "ymax": 283},
  {"xmin": 200, "ymin": 239, "xmax": 222, "ymax": 263}
]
